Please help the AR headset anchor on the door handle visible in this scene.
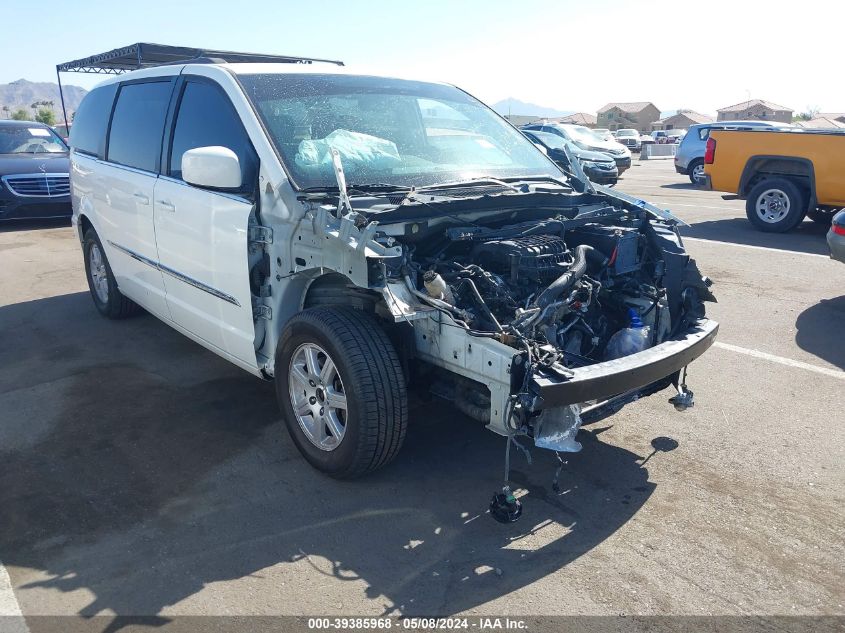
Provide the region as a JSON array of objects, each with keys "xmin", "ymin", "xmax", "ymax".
[
  {"xmin": 158, "ymin": 200, "xmax": 176, "ymax": 212},
  {"xmin": 133, "ymin": 192, "xmax": 150, "ymax": 205}
]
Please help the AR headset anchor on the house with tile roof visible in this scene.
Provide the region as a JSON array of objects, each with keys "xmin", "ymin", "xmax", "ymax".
[
  {"xmin": 596, "ymin": 102, "xmax": 661, "ymax": 132},
  {"xmin": 816, "ymin": 112, "xmax": 845, "ymax": 123},
  {"xmin": 716, "ymin": 99, "xmax": 793, "ymax": 123},
  {"xmin": 793, "ymin": 117, "xmax": 845, "ymax": 129},
  {"xmin": 650, "ymin": 110, "xmax": 714, "ymax": 131},
  {"xmin": 553, "ymin": 112, "xmax": 597, "ymax": 127}
]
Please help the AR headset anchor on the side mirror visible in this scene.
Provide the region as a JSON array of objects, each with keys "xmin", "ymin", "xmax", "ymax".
[{"xmin": 182, "ymin": 146, "xmax": 242, "ymax": 189}]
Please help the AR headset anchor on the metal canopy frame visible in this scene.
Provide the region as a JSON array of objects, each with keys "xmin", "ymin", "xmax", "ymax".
[{"xmin": 55, "ymin": 42, "xmax": 345, "ymax": 131}]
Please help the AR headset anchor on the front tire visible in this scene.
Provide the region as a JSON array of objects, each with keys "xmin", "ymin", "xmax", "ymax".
[
  {"xmin": 275, "ymin": 307, "xmax": 408, "ymax": 479},
  {"xmin": 83, "ymin": 228, "xmax": 142, "ymax": 319},
  {"xmin": 745, "ymin": 178, "xmax": 807, "ymax": 233}
]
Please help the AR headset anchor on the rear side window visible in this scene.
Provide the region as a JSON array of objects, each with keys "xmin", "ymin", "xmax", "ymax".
[
  {"xmin": 698, "ymin": 127, "xmax": 711, "ymax": 140},
  {"xmin": 70, "ymin": 84, "xmax": 117, "ymax": 158},
  {"xmin": 107, "ymin": 81, "xmax": 172, "ymax": 172},
  {"xmin": 168, "ymin": 81, "xmax": 257, "ymax": 188}
]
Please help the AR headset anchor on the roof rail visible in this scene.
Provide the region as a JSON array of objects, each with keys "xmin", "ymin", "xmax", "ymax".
[
  {"xmin": 56, "ymin": 42, "xmax": 344, "ymax": 74},
  {"xmin": 55, "ymin": 43, "xmax": 344, "ymax": 139}
]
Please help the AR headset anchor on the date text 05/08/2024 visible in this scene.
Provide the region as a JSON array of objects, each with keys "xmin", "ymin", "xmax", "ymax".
[{"xmin": 307, "ymin": 617, "xmax": 528, "ymax": 630}]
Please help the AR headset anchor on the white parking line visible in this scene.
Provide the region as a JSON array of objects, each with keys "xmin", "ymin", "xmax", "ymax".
[
  {"xmin": 714, "ymin": 342, "xmax": 845, "ymax": 380},
  {"xmin": 0, "ymin": 562, "xmax": 28, "ymax": 633},
  {"xmin": 682, "ymin": 237, "xmax": 830, "ymax": 258},
  {"xmin": 665, "ymin": 202, "xmax": 742, "ymax": 211}
]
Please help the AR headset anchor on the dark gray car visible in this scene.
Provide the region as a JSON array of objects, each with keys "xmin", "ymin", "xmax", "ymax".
[
  {"xmin": 828, "ymin": 210, "xmax": 845, "ymax": 263},
  {"xmin": 523, "ymin": 130, "xmax": 619, "ymax": 185},
  {"xmin": 0, "ymin": 121, "xmax": 71, "ymax": 220}
]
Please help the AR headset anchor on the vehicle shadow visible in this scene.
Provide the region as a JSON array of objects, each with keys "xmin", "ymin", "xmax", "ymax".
[
  {"xmin": 0, "ymin": 292, "xmax": 655, "ymax": 623},
  {"xmin": 0, "ymin": 217, "xmax": 72, "ymax": 233},
  {"xmin": 795, "ymin": 295, "xmax": 845, "ymax": 370},
  {"xmin": 661, "ymin": 182, "xmax": 698, "ymax": 190},
  {"xmin": 680, "ymin": 217, "xmax": 831, "ymax": 255}
]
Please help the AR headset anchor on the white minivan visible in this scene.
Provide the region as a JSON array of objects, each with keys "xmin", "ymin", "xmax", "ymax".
[{"xmin": 70, "ymin": 57, "xmax": 717, "ymax": 485}]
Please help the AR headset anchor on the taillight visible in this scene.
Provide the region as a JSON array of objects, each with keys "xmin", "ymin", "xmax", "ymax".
[
  {"xmin": 833, "ymin": 224, "xmax": 845, "ymax": 236},
  {"xmin": 704, "ymin": 137, "xmax": 717, "ymax": 164}
]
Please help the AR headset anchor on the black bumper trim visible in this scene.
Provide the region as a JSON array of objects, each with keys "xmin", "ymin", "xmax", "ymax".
[{"xmin": 531, "ymin": 319, "xmax": 719, "ymax": 407}]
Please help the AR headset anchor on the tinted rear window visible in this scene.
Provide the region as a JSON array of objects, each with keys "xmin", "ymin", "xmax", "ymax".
[
  {"xmin": 107, "ymin": 81, "xmax": 172, "ymax": 172},
  {"xmin": 70, "ymin": 84, "xmax": 117, "ymax": 157}
]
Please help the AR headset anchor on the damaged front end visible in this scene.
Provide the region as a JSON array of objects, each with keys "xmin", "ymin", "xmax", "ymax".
[{"xmin": 370, "ymin": 187, "xmax": 717, "ymax": 457}]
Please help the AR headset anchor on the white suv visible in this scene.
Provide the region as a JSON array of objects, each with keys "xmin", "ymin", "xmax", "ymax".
[{"xmin": 70, "ymin": 60, "xmax": 717, "ymax": 483}]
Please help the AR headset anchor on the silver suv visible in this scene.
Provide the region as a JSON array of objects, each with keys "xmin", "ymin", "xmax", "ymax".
[
  {"xmin": 675, "ymin": 121, "xmax": 791, "ymax": 184},
  {"xmin": 68, "ymin": 48, "xmax": 717, "ymax": 510}
]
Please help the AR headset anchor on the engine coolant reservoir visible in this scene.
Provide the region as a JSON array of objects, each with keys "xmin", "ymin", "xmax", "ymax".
[{"xmin": 605, "ymin": 308, "xmax": 652, "ymax": 360}]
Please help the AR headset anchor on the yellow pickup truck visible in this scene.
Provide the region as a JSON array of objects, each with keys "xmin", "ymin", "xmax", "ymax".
[{"xmin": 704, "ymin": 128, "xmax": 845, "ymax": 232}]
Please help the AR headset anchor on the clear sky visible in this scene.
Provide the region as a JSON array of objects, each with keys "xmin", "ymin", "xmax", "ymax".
[{"xmin": 3, "ymin": 0, "xmax": 842, "ymax": 116}]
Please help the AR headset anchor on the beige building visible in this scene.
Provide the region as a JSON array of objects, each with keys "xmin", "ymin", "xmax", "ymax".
[
  {"xmin": 651, "ymin": 110, "xmax": 713, "ymax": 131},
  {"xmin": 816, "ymin": 112, "xmax": 845, "ymax": 123},
  {"xmin": 596, "ymin": 102, "xmax": 661, "ymax": 132},
  {"xmin": 716, "ymin": 99, "xmax": 793, "ymax": 123},
  {"xmin": 503, "ymin": 114, "xmax": 542, "ymax": 126},
  {"xmin": 794, "ymin": 117, "xmax": 845, "ymax": 129},
  {"xmin": 553, "ymin": 112, "xmax": 597, "ymax": 128}
]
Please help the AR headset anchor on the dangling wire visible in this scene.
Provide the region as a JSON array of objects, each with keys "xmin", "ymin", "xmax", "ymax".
[{"xmin": 552, "ymin": 451, "xmax": 565, "ymax": 493}]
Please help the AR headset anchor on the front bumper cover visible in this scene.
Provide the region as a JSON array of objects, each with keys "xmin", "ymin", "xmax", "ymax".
[{"xmin": 531, "ymin": 318, "xmax": 718, "ymax": 408}]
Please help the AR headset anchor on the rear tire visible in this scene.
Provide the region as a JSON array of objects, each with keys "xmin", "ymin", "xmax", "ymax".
[
  {"xmin": 83, "ymin": 228, "xmax": 142, "ymax": 319},
  {"xmin": 275, "ymin": 307, "xmax": 408, "ymax": 479},
  {"xmin": 745, "ymin": 178, "xmax": 807, "ymax": 233},
  {"xmin": 688, "ymin": 160, "xmax": 705, "ymax": 185}
]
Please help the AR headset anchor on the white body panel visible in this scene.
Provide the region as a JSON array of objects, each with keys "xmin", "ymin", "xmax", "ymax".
[
  {"xmin": 153, "ymin": 176, "xmax": 257, "ymax": 366},
  {"xmin": 94, "ymin": 161, "xmax": 171, "ymax": 319}
]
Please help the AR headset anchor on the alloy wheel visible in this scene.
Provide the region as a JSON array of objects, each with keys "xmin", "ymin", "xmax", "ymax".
[
  {"xmin": 288, "ymin": 343, "xmax": 348, "ymax": 451},
  {"xmin": 89, "ymin": 243, "xmax": 109, "ymax": 303}
]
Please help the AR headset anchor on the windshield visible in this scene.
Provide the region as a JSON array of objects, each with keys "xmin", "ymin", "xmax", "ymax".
[
  {"xmin": 616, "ymin": 129, "xmax": 638, "ymax": 137},
  {"xmin": 239, "ymin": 73, "xmax": 560, "ymax": 189},
  {"xmin": 0, "ymin": 126, "xmax": 67, "ymax": 154},
  {"xmin": 561, "ymin": 125, "xmax": 604, "ymax": 145}
]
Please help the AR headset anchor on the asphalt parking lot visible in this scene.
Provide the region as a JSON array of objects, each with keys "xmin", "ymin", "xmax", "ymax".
[{"xmin": 0, "ymin": 158, "xmax": 842, "ymax": 626}]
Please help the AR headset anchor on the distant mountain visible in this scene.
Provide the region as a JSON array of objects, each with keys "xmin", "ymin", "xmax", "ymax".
[
  {"xmin": 491, "ymin": 97, "xmax": 573, "ymax": 118},
  {"xmin": 0, "ymin": 79, "xmax": 88, "ymax": 119}
]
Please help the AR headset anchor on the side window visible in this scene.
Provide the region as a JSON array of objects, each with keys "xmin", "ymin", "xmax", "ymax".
[
  {"xmin": 70, "ymin": 84, "xmax": 117, "ymax": 158},
  {"xmin": 698, "ymin": 127, "xmax": 711, "ymax": 141},
  {"xmin": 107, "ymin": 81, "xmax": 172, "ymax": 172},
  {"xmin": 168, "ymin": 81, "xmax": 257, "ymax": 190}
]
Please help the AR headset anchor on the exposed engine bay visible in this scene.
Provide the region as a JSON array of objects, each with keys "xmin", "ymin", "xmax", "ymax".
[{"xmin": 401, "ymin": 211, "xmax": 708, "ymax": 377}]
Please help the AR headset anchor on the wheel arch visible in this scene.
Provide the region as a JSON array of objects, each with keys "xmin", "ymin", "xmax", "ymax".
[
  {"xmin": 77, "ymin": 213, "xmax": 94, "ymax": 242},
  {"xmin": 260, "ymin": 270, "xmax": 391, "ymax": 377},
  {"xmin": 739, "ymin": 155, "xmax": 816, "ymax": 210}
]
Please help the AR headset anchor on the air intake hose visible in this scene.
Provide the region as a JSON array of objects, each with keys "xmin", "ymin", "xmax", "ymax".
[{"xmin": 534, "ymin": 244, "xmax": 606, "ymax": 310}]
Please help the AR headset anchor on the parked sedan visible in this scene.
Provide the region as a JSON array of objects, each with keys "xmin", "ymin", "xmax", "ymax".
[
  {"xmin": 521, "ymin": 123, "xmax": 632, "ymax": 174},
  {"xmin": 523, "ymin": 129, "xmax": 618, "ymax": 184},
  {"xmin": 828, "ymin": 210, "xmax": 845, "ymax": 263},
  {"xmin": 0, "ymin": 121, "xmax": 71, "ymax": 221}
]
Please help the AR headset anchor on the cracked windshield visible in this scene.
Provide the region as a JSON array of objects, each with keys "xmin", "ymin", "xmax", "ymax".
[{"xmin": 240, "ymin": 73, "xmax": 560, "ymax": 189}]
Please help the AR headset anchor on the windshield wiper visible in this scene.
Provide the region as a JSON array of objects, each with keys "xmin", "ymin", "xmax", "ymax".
[
  {"xmin": 497, "ymin": 175, "xmax": 572, "ymax": 188},
  {"xmin": 302, "ymin": 183, "xmax": 409, "ymax": 194},
  {"xmin": 411, "ymin": 177, "xmax": 521, "ymax": 194}
]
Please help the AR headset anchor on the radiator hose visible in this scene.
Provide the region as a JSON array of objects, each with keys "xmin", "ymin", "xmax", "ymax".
[{"xmin": 534, "ymin": 244, "xmax": 606, "ymax": 310}]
